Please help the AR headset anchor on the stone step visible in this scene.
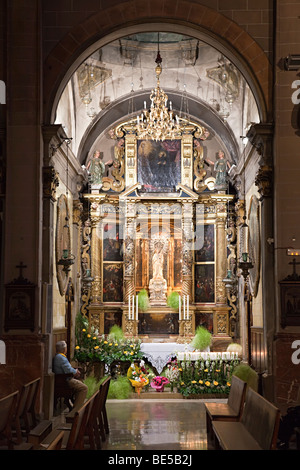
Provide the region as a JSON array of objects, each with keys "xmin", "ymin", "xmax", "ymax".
[{"xmin": 130, "ymin": 388, "xmax": 182, "ymax": 399}]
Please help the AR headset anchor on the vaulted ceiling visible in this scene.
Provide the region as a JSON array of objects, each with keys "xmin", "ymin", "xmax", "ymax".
[{"xmin": 55, "ymin": 31, "xmax": 259, "ymax": 169}]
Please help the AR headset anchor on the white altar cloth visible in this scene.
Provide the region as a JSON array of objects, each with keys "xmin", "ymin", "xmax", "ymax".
[
  {"xmin": 141, "ymin": 343, "xmax": 192, "ymax": 373},
  {"xmin": 141, "ymin": 343, "xmax": 238, "ymax": 373}
]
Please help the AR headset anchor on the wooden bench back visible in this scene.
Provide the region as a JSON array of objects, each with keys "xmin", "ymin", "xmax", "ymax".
[
  {"xmin": 241, "ymin": 388, "xmax": 280, "ymax": 450},
  {"xmin": 66, "ymin": 391, "xmax": 98, "ymax": 450},
  {"xmin": 0, "ymin": 390, "xmax": 19, "ymax": 447},
  {"xmin": 227, "ymin": 375, "xmax": 247, "ymax": 417}
]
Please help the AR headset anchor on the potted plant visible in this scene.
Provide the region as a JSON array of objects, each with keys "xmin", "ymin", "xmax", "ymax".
[
  {"xmin": 138, "ymin": 289, "xmax": 150, "ymax": 312},
  {"xmin": 190, "ymin": 326, "xmax": 212, "ymax": 351},
  {"xmin": 167, "ymin": 291, "xmax": 180, "ymax": 310},
  {"xmin": 232, "ymin": 363, "xmax": 258, "ymax": 391},
  {"xmin": 150, "ymin": 376, "xmax": 169, "ymax": 392}
]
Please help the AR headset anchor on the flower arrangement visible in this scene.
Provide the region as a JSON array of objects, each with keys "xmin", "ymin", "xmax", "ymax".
[
  {"xmin": 73, "ymin": 315, "xmax": 143, "ymax": 376},
  {"xmin": 127, "ymin": 361, "xmax": 149, "ymax": 396},
  {"xmin": 164, "ymin": 359, "xmax": 180, "ymax": 391},
  {"xmin": 150, "ymin": 376, "xmax": 169, "ymax": 392},
  {"xmin": 177, "ymin": 356, "xmax": 240, "ymax": 397}
]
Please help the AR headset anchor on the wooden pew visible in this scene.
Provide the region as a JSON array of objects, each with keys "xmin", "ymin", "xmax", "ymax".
[
  {"xmin": 212, "ymin": 387, "xmax": 281, "ymax": 450},
  {"xmin": 40, "ymin": 393, "xmax": 95, "ymax": 450},
  {"xmin": 97, "ymin": 376, "xmax": 111, "ymax": 442},
  {"xmin": 0, "ymin": 390, "xmax": 19, "ymax": 449},
  {"xmin": 84, "ymin": 390, "xmax": 102, "ymax": 449},
  {"xmin": 28, "ymin": 419, "xmax": 53, "ymax": 449},
  {"xmin": 12, "ymin": 377, "xmax": 41, "ymax": 443},
  {"xmin": 44, "ymin": 430, "xmax": 64, "ymax": 450},
  {"xmin": 205, "ymin": 375, "xmax": 247, "ymax": 444}
]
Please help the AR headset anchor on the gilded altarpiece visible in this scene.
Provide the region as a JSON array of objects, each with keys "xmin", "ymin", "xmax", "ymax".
[{"xmin": 81, "ymin": 121, "xmax": 234, "ymax": 340}]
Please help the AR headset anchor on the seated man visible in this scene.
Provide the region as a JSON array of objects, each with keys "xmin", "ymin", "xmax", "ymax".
[{"xmin": 53, "ymin": 340, "xmax": 88, "ymax": 413}]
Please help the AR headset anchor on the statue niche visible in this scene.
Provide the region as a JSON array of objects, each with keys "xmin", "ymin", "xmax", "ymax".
[{"xmin": 149, "ymin": 239, "xmax": 168, "ymax": 305}]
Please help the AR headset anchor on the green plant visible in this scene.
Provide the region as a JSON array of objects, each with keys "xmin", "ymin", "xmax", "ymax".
[
  {"xmin": 138, "ymin": 289, "xmax": 150, "ymax": 312},
  {"xmin": 167, "ymin": 291, "xmax": 179, "ymax": 310},
  {"xmin": 73, "ymin": 317, "xmax": 143, "ymax": 372},
  {"xmin": 232, "ymin": 363, "xmax": 258, "ymax": 391},
  {"xmin": 108, "ymin": 325, "xmax": 125, "ymax": 342},
  {"xmin": 108, "ymin": 376, "xmax": 132, "ymax": 399},
  {"xmin": 190, "ymin": 326, "xmax": 212, "ymax": 351},
  {"xmin": 84, "ymin": 375, "xmax": 101, "ymax": 399}
]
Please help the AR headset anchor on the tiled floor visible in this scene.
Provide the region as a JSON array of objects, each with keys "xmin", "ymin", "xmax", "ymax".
[{"xmin": 102, "ymin": 399, "xmax": 215, "ymax": 451}]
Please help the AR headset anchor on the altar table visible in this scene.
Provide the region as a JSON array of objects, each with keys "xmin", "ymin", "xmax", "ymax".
[{"xmin": 141, "ymin": 343, "xmax": 192, "ymax": 373}]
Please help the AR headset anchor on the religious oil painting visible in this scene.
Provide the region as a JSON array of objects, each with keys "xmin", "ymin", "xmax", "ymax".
[
  {"xmin": 103, "ymin": 264, "xmax": 123, "ymax": 302},
  {"xmin": 195, "ymin": 312, "xmax": 213, "ymax": 333},
  {"xmin": 280, "ymin": 282, "xmax": 300, "ymax": 328},
  {"xmin": 137, "ymin": 139, "xmax": 181, "ymax": 192},
  {"xmin": 138, "ymin": 312, "xmax": 179, "ymax": 335},
  {"xmin": 195, "ymin": 224, "xmax": 215, "ymax": 262},
  {"xmin": 104, "ymin": 311, "xmax": 122, "ymax": 334},
  {"xmin": 5, "ymin": 284, "xmax": 35, "ymax": 331},
  {"xmin": 103, "ymin": 222, "xmax": 123, "ymax": 262},
  {"xmin": 194, "ymin": 264, "xmax": 215, "ymax": 303}
]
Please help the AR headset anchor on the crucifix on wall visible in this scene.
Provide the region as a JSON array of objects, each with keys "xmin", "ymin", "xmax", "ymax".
[{"xmin": 4, "ymin": 261, "xmax": 36, "ymax": 331}]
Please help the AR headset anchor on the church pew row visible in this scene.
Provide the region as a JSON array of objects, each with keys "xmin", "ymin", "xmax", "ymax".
[
  {"xmin": 205, "ymin": 375, "xmax": 247, "ymax": 445},
  {"xmin": 1, "ymin": 376, "xmax": 61, "ymax": 450},
  {"xmin": 40, "ymin": 376, "xmax": 111, "ymax": 450},
  {"xmin": 0, "ymin": 390, "xmax": 33, "ymax": 450},
  {"xmin": 211, "ymin": 387, "xmax": 281, "ymax": 450}
]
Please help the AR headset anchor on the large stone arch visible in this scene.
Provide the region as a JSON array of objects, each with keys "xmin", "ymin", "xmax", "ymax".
[{"xmin": 43, "ymin": 2, "xmax": 272, "ymax": 126}]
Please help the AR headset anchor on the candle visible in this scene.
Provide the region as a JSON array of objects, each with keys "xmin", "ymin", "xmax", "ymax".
[
  {"xmin": 187, "ymin": 295, "xmax": 189, "ymax": 320},
  {"xmin": 179, "ymin": 295, "xmax": 181, "ymax": 321},
  {"xmin": 183, "ymin": 295, "xmax": 186, "ymax": 320},
  {"xmin": 136, "ymin": 295, "xmax": 138, "ymax": 321},
  {"xmin": 144, "ymin": 101, "xmax": 146, "ymax": 109},
  {"xmin": 129, "ymin": 294, "xmax": 131, "ymax": 320}
]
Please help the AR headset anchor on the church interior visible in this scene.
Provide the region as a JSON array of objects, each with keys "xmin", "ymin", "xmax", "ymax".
[{"xmin": 0, "ymin": 0, "xmax": 300, "ymax": 453}]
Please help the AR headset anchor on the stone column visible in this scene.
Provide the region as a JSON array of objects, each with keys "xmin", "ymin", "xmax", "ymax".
[
  {"xmin": 87, "ymin": 196, "xmax": 104, "ymax": 333},
  {"xmin": 212, "ymin": 195, "xmax": 231, "ymax": 338},
  {"xmin": 248, "ymin": 123, "xmax": 274, "ymax": 395}
]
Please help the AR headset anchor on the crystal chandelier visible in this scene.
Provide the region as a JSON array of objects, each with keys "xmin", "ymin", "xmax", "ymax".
[{"xmin": 136, "ymin": 43, "xmax": 181, "ymax": 141}]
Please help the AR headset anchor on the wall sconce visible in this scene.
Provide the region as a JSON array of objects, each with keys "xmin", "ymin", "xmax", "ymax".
[
  {"xmin": 284, "ymin": 54, "xmax": 300, "ymax": 71},
  {"xmin": 58, "ymin": 249, "xmax": 75, "ymax": 274},
  {"xmin": 238, "ymin": 252, "xmax": 253, "ymax": 280},
  {"xmin": 223, "ymin": 269, "xmax": 237, "ymax": 291},
  {"xmin": 82, "ymin": 268, "xmax": 94, "ymax": 289}
]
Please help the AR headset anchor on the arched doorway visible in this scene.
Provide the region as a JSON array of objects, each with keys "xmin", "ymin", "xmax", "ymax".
[{"xmin": 43, "ymin": 9, "xmax": 272, "ymax": 366}]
